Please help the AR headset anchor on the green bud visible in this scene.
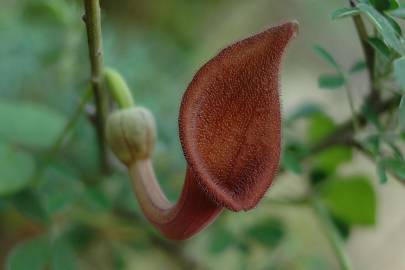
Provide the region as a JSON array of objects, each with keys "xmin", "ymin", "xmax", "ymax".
[
  {"xmin": 104, "ymin": 67, "xmax": 135, "ymax": 109},
  {"xmin": 106, "ymin": 107, "xmax": 156, "ymax": 164}
]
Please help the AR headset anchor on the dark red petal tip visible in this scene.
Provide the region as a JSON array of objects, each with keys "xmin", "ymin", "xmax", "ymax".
[{"xmin": 179, "ymin": 21, "xmax": 298, "ymax": 211}]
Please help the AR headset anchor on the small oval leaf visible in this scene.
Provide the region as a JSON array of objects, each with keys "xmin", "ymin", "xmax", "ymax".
[
  {"xmin": 0, "ymin": 100, "xmax": 66, "ymax": 148},
  {"xmin": 6, "ymin": 235, "xmax": 50, "ymax": 270},
  {"xmin": 320, "ymin": 176, "xmax": 377, "ymax": 225},
  {"xmin": 0, "ymin": 143, "xmax": 35, "ymax": 195}
]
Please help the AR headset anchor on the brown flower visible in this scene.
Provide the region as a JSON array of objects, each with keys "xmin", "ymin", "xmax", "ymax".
[{"xmin": 109, "ymin": 21, "xmax": 298, "ymax": 240}]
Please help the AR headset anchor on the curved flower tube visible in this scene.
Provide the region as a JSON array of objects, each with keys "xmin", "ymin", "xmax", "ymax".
[
  {"xmin": 106, "ymin": 21, "xmax": 298, "ymax": 240},
  {"xmin": 130, "ymin": 162, "xmax": 222, "ymax": 239}
]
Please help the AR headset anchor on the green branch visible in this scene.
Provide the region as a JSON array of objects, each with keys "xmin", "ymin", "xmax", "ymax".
[
  {"xmin": 278, "ymin": 95, "xmax": 401, "ymax": 177},
  {"xmin": 312, "ymin": 199, "xmax": 353, "ymax": 270},
  {"xmin": 343, "ymin": 77, "xmax": 360, "ymax": 132},
  {"xmin": 32, "ymin": 87, "xmax": 92, "ymax": 185},
  {"xmin": 83, "ymin": 0, "xmax": 109, "ymax": 172},
  {"xmin": 308, "ymin": 95, "xmax": 401, "ymax": 155},
  {"xmin": 351, "ymin": 140, "xmax": 405, "ymax": 185},
  {"xmin": 349, "ymin": 0, "xmax": 379, "ymax": 105}
]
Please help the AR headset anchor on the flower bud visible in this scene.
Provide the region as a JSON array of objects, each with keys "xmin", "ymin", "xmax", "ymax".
[{"xmin": 106, "ymin": 107, "xmax": 156, "ymax": 164}]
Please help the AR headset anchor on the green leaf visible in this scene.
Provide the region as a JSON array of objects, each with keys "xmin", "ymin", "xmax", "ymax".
[
  {"xmin": 310, "ymin": 168, "xmax": 329, "ymax": 186},
  {"xmin": 382, "ymin": 158, "xmax": 405, "ymax": 179},
  {"xmin": 394, "ymin": 57, "xmax": 405, "ymax": 93},
  {"xmin": 0, "ymin": 100, "xmax": 66, "ymax": 148},
  {"xmin": 38, "ymin": 165, "xmax": 81, "ymax": 214},
  {"xmin": 6, "ymin": 234, "xmax": 76, "ymax": 270},
  {"xmin": 65, "ymin": 225, "xmax": 96, "ymax": 250},
  {"xmin": 6, "ymin": 235, "xmax": 51, "ymax": 270},
  {"xmin": 312, "ymin": 146, "xmax": 353, "ymax": 175},
  {"xmin": 318, "ymin": 74, "xmax": 345, "ymax": 89},
  {"xmin": 282, "ymin": 150, "xmax": 302, "ymax": 174},
  {"xmin": 308, "ymin": 114, "xmax": 336, "ymax": 144},
  {"xmin": 370, "ymin": 0, "xmax": 399, "ymax": 11},
  {"xmin": 82, "ymin": 185, "xmax": 112, "ymax": 212},
  {"xmin": 51, "ymin": 238, "xmax": 77, "ymax": 270},
  {"xmin": 208, "ymin": 227, "xmax": 234, "ymax": 254},
  {"xmin": 390, "ymin": 7, "xmax": 405, "ymax": 19},
  {"xmin": 22, "ymin": 0, "xmax": 69, "ymax": 26},
  {"xmin": 386, "ymin": 141, "xmax": 403, "ymax": 160},
  {"xmin": 368, "ymin": 37, "xmax": 391, "ymax": 59},
  {"xmin": 361, "ymin": 102, "xmax": 382, "ymax": 129},
  {"xmin": 245, "ymin": 218, "xmax": 285, "ymax": 248},
  {"xmin": 330, "ymin": 215, "xmax": 351, "ymax": 239},
  {"xmin": 282, "ymin": 142, "xmax": 308, "ymax": 174},
  {"xmin": 0, "ymin": 143, "xmax": 35, "ymax": 195},
  {"xmin": 377, "ymin": 161, "xmax": 388, "ymax": 183},
  {"xmin": 12, "ymin": 190, "xmax": 49, "ymax": 223},
  {"xmin": 385, "ymin": 14, "xmax": 402, "ymax": 36},
  {"xmin": 112, "ymin": 246, "xmax": 126, "ymax": 270},
  {"xmin": 313, "ymin": 46, "xmax": 341, "ymax": 70},
  {"xmin": 320, "ymin": 176, "xmax": 377, "ymax": 225},
  {"xmin": 362, "ymin": 134, "xmax": 380, "ymax": 155},
  {"xmin": 286, "ymin": 103, "xmax": 323, "ymax": 124},
  {"xmin": 358, "ymin": 3, "xmax": 405, "ymax": 55},
  {"xmin": 332, "ymin": 7, "xmax": 360, "ymax": 19},
  {"xmin": 399, "ymin": 95, "xmax": 405, "ymax": 130},
  {"xmin": 349, "ymin": 60, "xmax": 367, "ymax": 73},
  {"xmin": 0, "ymin": 199, "xmax": 6, "ymax": 211}
]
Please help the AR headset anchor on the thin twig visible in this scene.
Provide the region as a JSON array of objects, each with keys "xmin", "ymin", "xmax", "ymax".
[
  {"xmin": 350, "ymin": 140, "xmax": 405, "ymax": 185},
  {"xmin": 32, "ymin": 88, "xmax": 92, "ymax": 185},
  {"xmin": 343, "ymin": 78, "xmax": 360, "ymax": 132},
  {"xmin": 83, "ymin": 0, "xmax": 109, "ymax": 172},
  {"xmin": 307, "ymin": 95, "xmax": 401, "ymax": 156},
  {"xmin": 312, "ymin": 199, "xmax": 353, "ymax": 270},
  {"xmin": 278, "ymin": 95, "xmax": 401, "ymax": 177},
  {"xmin": 266, "ymin": 196, "xmax": 310, "ymax": 206},
  {"xmin": 349, "ymin": 0, "xmax": 379, "ymax": 105}
]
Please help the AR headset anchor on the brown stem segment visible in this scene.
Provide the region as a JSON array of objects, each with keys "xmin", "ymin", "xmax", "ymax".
[{"xmin": 129, "ymin": 160, "xmax": 222, "ymax": 240}]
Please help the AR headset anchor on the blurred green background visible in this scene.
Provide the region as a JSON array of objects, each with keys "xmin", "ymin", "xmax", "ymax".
[{"xmin": 1, "ymin": 0, "xmax": 405, "ymax": 269}]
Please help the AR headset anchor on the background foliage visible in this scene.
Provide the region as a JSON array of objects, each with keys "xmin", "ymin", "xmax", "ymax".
[{"xmin": 0, "ymin": 0, "xmax": 404, "ymax": 269}]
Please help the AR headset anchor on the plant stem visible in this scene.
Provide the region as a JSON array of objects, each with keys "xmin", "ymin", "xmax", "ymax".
[
  {"xmin": 349, "ymin": 0, "xmax": 379, "ymax": 105},
  {"xmin": 83, "ymin": 0, "xmax": 109, "ymax": 172},
  {"xmin": 266, "ymin": 197, "xmax": 310, "ymax": 206},
  {"xmin": 343, "ymin": 77, "xmax": 360, "ymax": 132},
  {"xmin": 312, "ymin": 199, "xmax": 353, "ymax": 270},
  {"xmin": 277, "ymin": 95, "xmax": 401, "ymax": 177},
  {"xmin": 32, "ymin": 87, "xmax": 92, "ymax": 185},
  {"xmin": 350, "ymin": 140, "xmax": 405, "ymax": 185},
  {"xmin": 307, "ymin": 95, "xmax": 401, "ymax": 155}
]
